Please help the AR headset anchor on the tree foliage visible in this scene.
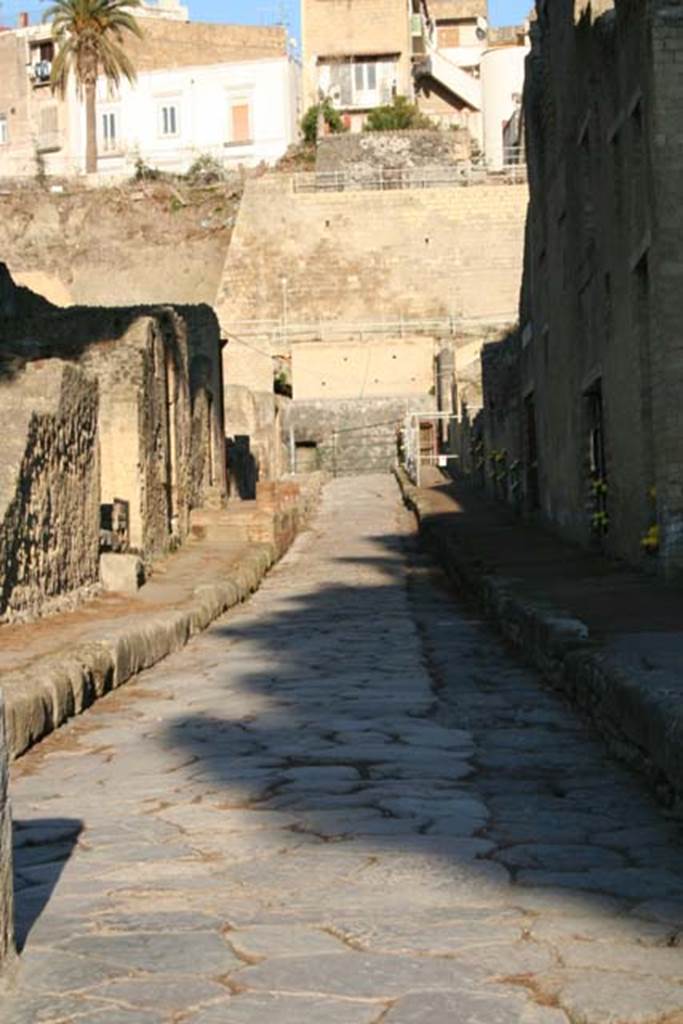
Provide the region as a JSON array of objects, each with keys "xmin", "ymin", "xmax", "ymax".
[
  {"xmin": 301, "ymin": 100, "xmax": 346, "ymax": 144},
  {"xmin": 44, "ymin": 0, "xmax": 143, "ymax": 172},
  {"xmin": 364, "ymin": 96, "xmax": 435, "ymax": 133}
]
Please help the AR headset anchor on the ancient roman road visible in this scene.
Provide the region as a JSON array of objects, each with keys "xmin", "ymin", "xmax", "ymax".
[{"xmin": 2, "ymin": 476, "xmax": 683, "ymax": 1024}]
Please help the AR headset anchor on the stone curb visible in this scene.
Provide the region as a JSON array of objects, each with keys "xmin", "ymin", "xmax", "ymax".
[
  {"xmin": 396, "ymin": 467, "xmax": 683, "ymax": 804},
  {"xmin": 1, "ymin": 485, "xmax": 321, "ymax": 762}
]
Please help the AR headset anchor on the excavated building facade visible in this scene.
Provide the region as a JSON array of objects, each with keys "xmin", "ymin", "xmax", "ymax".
[
  {"xmin": 478, "ymin": 0, "xmax": 683, "ymax": 577},
  {"xmin": 0, "ymin": 265, "xmax": 225, "ymax": 622}
]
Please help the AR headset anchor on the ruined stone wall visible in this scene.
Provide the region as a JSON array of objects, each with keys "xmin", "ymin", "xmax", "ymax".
[
  {"xmin": 0, "ymin": 362, "xmax": 100, "ymax": 622},
  {"xmin": 482, "ymin": 0, "xmax": 683, "ymax": 574},
  {"xmin": 2, "ymin": 290, "xmax": 199, "ymax": 565},
  {"xmin": 225, "ymin": 384, "xmax": 286, "ymax": 497},
  {"xmin": 221, "ymin": 337, "xmax": 282, "ymax": 495},
  {"xmin": 80, "ymin": 311, "xmax": 192, "ymax": 559},
  {"xmin": 479, "ymin": 331, "xmax": 525, "ymax": 508},
  {"xmin": 315, "ymin": 130, "xmax": 471, "ymax": 173},
  {"xmin": 0, "ymin": 693, "xmax": 13, "ymax": 969},
  {"xmin": 176, "ymin": 304, "xmax": 227, "ymax": 508},
  {"xmin": 284, "ymin": 395, "xmax": 436, "ymax": 475},
  {"xmin": 217, "ymin": 175, "xmax": 527, "ymax": 328}
]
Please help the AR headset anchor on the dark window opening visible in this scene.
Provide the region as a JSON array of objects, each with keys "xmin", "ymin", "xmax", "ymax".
[
  {"xmin": 585, "ymin": 380, "xmax": 608, "ymax": 537},
  {"xmin": 524, "ymin": 393, "xmax": 540, "ymax": 510}
]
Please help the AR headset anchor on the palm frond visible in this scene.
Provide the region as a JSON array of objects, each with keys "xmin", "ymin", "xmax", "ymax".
[{"xmin": 44, "ymin": 0, "xmax": 143, "ymax": 92}]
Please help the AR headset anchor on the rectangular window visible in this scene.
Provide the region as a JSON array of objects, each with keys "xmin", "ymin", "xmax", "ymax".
[
  {"xmin": 38, "ymin": 104, "xmax": 59, "ymax": 151},
  {"xmin": 350, "ymin": 58, "xmax": 397, "ymax": 108},
  {"xmin": 101, "ymin": 111, "xmax": 118, "ymax": 152},
  {"xmin": 319, "ymin": 57, "xmax": 397, "ymax": 110},
  {"xmin": 228, "ymin": 100, "xmax": 251, "ymax": 144},
  {"xmin": 0, "ymin": 115, "xmax": 7, "ymax": 145},
  {"xmin": 159, "ymin": 103, "xmax": 179, "ymax": 138}
]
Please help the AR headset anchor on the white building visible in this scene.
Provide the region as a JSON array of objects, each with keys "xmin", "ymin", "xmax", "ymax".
[
  {"xmin": 80, "ymin": 57, "xmax": 299, "ymax": 177},
  {"xmin": 0, "ymin": 9, "xmax": 300, "ymax": 179}
]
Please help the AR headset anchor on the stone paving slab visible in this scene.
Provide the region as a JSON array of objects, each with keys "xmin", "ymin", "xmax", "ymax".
[
  {"xmin": 1, "ymin": 475, "xmax": 682, "ymax": 1024},
  {"xmin": 396, "ymin": 466, "xmax": 683, "ymax": 804},
  {"xmin": 0, "ymin": 477, "xmax": 323, "ymax": 761}
]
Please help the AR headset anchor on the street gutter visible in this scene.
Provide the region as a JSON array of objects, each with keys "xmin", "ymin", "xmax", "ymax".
[{"xmin": 396, "ymin": 466, "xmax": 683, "ymax": 808}]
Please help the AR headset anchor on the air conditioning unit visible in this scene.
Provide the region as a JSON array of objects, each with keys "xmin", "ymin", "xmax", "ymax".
[
  {"xmin": 33, "ymin": 60, "xmax": 51, "ymax": 81},
  {"xmin": 329, "ymin": 86, "xmax": 342, "ymax": 105}
]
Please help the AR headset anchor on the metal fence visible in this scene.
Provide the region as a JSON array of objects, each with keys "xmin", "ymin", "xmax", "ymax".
[
  {"xmin": 292, "ymin": 158, "xmax": 527, "ymax": 195},
  {"xmin": 402, "ymin": 412, "xmax": 460, "ymax": 487},
  {"xmin": 224, "ymin": 313, "xmax": 517, "ymax": 347}
]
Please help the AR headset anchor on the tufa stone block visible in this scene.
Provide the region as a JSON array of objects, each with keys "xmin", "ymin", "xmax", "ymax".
[{"xmin": 100, "ymin": 553, "xmax": 145, "ymax": 595}]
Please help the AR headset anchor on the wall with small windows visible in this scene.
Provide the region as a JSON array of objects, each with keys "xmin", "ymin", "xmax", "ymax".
[
  {"xmin": 0, "ymin": 18, "xmax": 295, "ymax": 179},
  {"xmin": 63, "ymin": 55, "xmax": 299, "ymax": 176},
  {"xmin": 477, "ymin": 0, "xmax": 683, "ymax": 578}
]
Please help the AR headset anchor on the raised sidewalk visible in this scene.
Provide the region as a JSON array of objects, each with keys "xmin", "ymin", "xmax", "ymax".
[
  {"xmin": 0, "ymin": 475, "xmax": 323, "ymax": 761},
  {"xmin": 397, "ymin": 467, "xmax": 683, "ymax": 806}
]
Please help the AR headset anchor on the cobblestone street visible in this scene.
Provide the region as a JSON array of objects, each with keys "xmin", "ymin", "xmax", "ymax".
[{"xmin": 2, "ymin": 476, "xmax": 682, "ymax": 1024}]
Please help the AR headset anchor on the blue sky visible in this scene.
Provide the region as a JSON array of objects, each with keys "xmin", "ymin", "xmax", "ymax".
[
  {"xmin": 190, "ymin": 1, "xmax": 532, "ymax": 38},
  {"xmin": 3, "ymin": 1, "xmax": 533, "ymax": 37}
]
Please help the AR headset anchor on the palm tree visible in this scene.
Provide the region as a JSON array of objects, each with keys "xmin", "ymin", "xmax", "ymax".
[{"xmin": 44, "ymin": 0, "xmax": 143, "ymax": 174}]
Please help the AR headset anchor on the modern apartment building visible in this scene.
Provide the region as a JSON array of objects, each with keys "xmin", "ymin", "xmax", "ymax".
[
  {"xmin": 0, "ymin": 0, "xmax": 300, "ymax": 178},
  {"xmin": 301, "ymin": 0, "xmax": 529, "ymax": 166}
]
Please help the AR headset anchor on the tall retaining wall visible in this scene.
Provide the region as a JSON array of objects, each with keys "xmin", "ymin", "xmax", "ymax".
[{"xmin": 217, "ymin": 175, "xmax": 528, "ymax": 329}]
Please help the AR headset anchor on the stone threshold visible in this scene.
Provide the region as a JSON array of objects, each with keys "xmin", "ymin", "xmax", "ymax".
[{"xmin": 396, "ymin": 467, "xmax": 683, "ymax": 810}]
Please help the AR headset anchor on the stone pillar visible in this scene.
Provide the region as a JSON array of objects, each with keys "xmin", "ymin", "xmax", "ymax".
[{"xmin": 0, "ymin": 692, "xmax": 14, "ymax": 967}]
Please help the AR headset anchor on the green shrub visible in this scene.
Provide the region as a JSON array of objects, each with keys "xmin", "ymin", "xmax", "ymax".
[
  {"xmin": 274, "ymin": 371, "xmax": 292, "ymax": 398},
  {"xmin": 133, "ymin": 157, "xmax": 162, "ymax": 181},
  {"xmin": 185, "ymin": 153, "xmax": 226, "ymax": 185},
  {"xmin": 301, "ymin": 101, "xmax": 345, "ymax": 143},
  {"xmin": 364, "ymin": 96, "xmax": 435, "ymax": 132}
]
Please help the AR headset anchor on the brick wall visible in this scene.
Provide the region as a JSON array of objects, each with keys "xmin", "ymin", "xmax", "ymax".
[{"xmin": 124, "ymin": 19, "xmax": 286, "ymax": 72}]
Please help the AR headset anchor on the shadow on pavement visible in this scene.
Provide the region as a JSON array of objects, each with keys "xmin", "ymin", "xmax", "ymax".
[
  {"xmin": 12, "ymin": 818, "xmax": 83, "ymax": 950},
  {"xmin": 161, "ymin": 525, "xmax": 683, "ymax": 941}
]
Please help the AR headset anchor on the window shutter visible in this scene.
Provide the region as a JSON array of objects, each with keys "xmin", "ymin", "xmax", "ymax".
[{"xmin": 231, "ymin": 103, "xmax": 250, "ymax": 143}]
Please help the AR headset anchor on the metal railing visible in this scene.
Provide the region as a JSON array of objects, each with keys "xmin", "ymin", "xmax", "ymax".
[
  {"xmin": 224, "ymin": 313, "xmax": 517, "ymax": 347},
  {"xmin": 292, "ymin": 159, "xmax": 527, "ymax": 195}
]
